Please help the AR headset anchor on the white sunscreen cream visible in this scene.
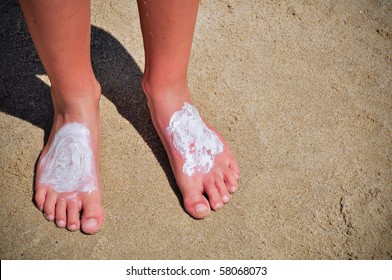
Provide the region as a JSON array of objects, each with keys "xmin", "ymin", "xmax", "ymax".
[
  {"xmin": 166, "ymin": 102, "xmax": 224, "ymax": 176},
  {"xmin": 39, "ymin": 122, "xmax": 96, "ymax": 193}
]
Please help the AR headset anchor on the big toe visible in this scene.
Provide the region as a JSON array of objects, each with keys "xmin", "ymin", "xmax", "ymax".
[
  {"xmin": 80, "ymin": 193, "xmax": 104, "ymax": 234},
  {"xmin": 183, "ymin": 193, "xmax": 211, "ymax": 219}
]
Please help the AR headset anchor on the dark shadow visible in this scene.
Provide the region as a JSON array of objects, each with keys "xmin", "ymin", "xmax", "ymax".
[{"xmin": 0, "ymin": 0, "xmax": 182, "ymax": 206}]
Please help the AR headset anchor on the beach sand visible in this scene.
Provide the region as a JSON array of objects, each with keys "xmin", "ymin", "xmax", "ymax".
[{"xmin": 1, "ymin": 0, "xmax": 391, "ymax": 259}]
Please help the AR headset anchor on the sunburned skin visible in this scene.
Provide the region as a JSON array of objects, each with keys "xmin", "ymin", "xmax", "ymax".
[
  {"xmin": 166, "ymin": 102, "xmax": 224, "ymax": 176},
  {"xmin": 39, "ymin": 122, "xmax": 97, "ymax": 194}
]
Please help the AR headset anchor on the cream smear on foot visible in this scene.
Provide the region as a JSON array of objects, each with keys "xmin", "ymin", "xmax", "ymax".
[
  {"xmin": 40, "ymin": 122, "xmax": 97, "ymax": 193},
  {"xmin": 166, "ymin": 102, "xmax": 224, "ymax": 176}
]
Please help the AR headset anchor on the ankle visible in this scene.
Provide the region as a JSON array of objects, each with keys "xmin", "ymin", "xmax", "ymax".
[
  {"xmin": 51, "ymin": 78, "xmax": 101, "ymax": 114},
  {"xmin": 141, "ymin": 74, "xmax": 189, "ymax": 104}
]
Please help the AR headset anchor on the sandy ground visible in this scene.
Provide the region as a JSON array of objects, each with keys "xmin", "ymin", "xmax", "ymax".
[{"xmin": 1, "ymin": 0, "xmax": 391, "ymax": 259}]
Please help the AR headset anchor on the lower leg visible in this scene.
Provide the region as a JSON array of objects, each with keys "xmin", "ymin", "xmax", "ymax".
[
  {"xmin": 19, "ymin": 0, "xmax": 103, "ymax": 233},
  {"xmin": 137, "ymin": 0, "xmax": 240, "ymax": 218},
  {"xmin": 138, "ymin": 0, "xmax": 197, "ymax": 98},
  {"xmin": 19, "ymin": 0, "xmax": 99, "ymax": 103}
]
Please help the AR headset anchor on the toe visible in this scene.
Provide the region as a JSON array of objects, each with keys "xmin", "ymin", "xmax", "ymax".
[
  {"xmin": 224, "ymin": 168, "xmax": 239, "ymax": 193},
  {"xmin": 229, "ymin": 159, "xmax": 240, "ymax": 179},
  {"xmin": 184, "ymin": 194, "xmax": 211, "ymax": 219},
  {"xmin": 182, "ymin": 183, "xmax": 211, "ymax": 219},
  {"xmin": 55, "ymin": 198, "xmax": 67, "ymax": 228},
  {"xmin": 43, "ymin": 191, "xmax": 57, "ymax": 221},
  {"xmin": 81, "ymin": 192, "xmax": 104, "ymax": 235},
  {"xmin": 204, "ymin": 179, "xmax": 223, "ymax": 211},
  {"xmin": 66, "ymin": 200, "xmax": 80, "ymax": 231},
  {"xmin": 215, "ymin": 176, "xmax": 231, "ymax": 203},
  {"xmin": 35, "ymin": 187, "xmax": 47, "ymax": 211}
]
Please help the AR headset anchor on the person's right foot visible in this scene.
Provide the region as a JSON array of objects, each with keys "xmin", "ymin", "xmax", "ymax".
[
  {"xmin": 143, "ymin": 82, "xmax": 240, "ymax": 219},
  {"xmin": 35, "ymin": 82, "xmax": 104, "ymax": 234}
]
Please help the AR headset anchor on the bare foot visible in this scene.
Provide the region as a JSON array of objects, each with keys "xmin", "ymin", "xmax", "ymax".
[
  {"xmin": 35, "ymin": 83, "xmax": 104, "ymax": 234},
  {"xmin": 143, "ymin": 82, "xmax": 240, "ymax": 219}
]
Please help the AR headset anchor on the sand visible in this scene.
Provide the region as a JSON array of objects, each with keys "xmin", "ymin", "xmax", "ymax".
[{"xmin": 0, "ymin": 0, "xmax": 391, "ymax": 259}]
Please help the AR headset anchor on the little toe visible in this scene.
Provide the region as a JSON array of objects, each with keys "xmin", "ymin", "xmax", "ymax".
[
  {"xmin": 224, "ymin": 169, "xmax": 239, "ymax": 193},
  {"xmin": 43, "ymin": 191, "xmax": 57, "ymax": 221},
  {"xmin": 55, "ymin": 199, "xmax": 67, "ymax": 228},
  {"xmin": 229, "ymin": 160, "xmax": 240, "ymax": 179},
  {"xmin": 35, "ymin": 188, "xmax": 46, "ymax": 211},
  {"xmin": 80, "ymin": 193, "xmax": 104, "ymax": 234},
  {"xmin": 66, "ymin": 200, "xmax": 80, "ymax": 231}
]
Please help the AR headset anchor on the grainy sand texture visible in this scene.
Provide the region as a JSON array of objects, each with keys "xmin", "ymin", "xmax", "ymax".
[{"xmin": 1, "ymin": 0, "xmax": 391, "ymax": 259}]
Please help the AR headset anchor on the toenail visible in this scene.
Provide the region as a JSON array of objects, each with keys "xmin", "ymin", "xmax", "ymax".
[
  {"xmin": 195, "ymin": 204, "xmax": 208, "ymax": 214},
  {"xmin": 68, "ymin": 224, "xmax": 77, "ymax": 231},
  {"xmin": 84, "ymin": 219, "xmax": 97, "ymax": 229},
  {"xmin": 235, "ymin": 174, "xmax": 240, "ymax": 180},
  {"xmin": 56, "ymin": 220, "xmax": 65, "ymax": 228},
  {"xmin": 44, "ymin": 214, "xmax": 54, "ymax": 221},
  {"xmin": 223, "ymin": 195, "xmax": 231, "ymax": 203},
  {"xmin": 231, "ymin": 185, "xmax": 238, "ymax": 192},
  {"xmin": 214, "ymin": 203, "xmax": 223, "ymax": 210}
]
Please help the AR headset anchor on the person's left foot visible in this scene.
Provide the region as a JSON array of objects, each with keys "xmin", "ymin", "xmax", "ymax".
[{"xmin": 35, "ymin": 82, "xmax": 104, "ymax": 234}]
